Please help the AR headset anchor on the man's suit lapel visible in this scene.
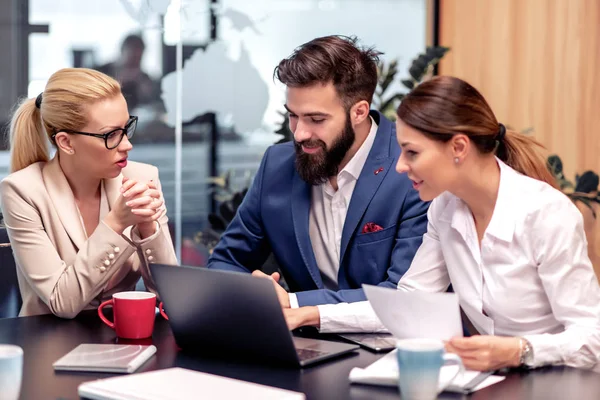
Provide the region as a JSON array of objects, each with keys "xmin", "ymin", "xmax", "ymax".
[
  {"xmin": 291, "ymin": 174, "xmax": 323, "ymax": 288},
  {"xmin": 42, "ymin": 157, "xmax": 87, "ymax": 250},
  {"xmin": 339, "ymin": 111, "xmax": 395, "ymax": 263}
]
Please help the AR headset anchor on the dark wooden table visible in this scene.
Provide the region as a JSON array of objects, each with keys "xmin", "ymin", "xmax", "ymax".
[{"xmin": 1, "ymin": 311, "xmax": 599, "ymax": 399}]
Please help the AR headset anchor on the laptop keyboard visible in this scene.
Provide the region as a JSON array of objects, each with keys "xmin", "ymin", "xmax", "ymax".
[{"xmin": 296, "ymin": 347, "xmax": 329, "ymax": 361}]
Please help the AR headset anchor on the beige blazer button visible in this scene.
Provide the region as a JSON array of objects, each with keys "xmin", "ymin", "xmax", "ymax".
[
  {"xmin": 145, "ymin": 249, "xmax": 152, "ymax": 255},
  {"xmin": 104, "ymin": 260, "xmax": 110, "ymax": 266},
  {"xmin": 99, "ymin": 266, "xmax": 106, "ymax": 272},
  {"xmin": 108, "ymin": 254, "xmax": 115, "ymax": 259},
  {"xmin": 114, "ymin": 247, "xmax": 120, "ymax": 253},
  {"xmin": 147, "ymin": 256, "xmax": 154, "ymax": 262}
]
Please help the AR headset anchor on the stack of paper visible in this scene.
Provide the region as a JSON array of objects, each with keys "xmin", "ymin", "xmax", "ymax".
[
  {"xmin": 349, "ymin": 350, "xmax": 505, "ymax": 393},
  {"xmin": 78, "ymin": 367, "xmax": 306, "ymax": 400}
]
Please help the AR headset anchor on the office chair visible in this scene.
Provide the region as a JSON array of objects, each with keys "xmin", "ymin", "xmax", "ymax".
[{"xmin": 0, "ymin": 227, "xmax": 22, "ymax": 318}]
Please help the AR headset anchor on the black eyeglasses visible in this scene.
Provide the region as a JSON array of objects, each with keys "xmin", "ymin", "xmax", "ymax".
[{"xmin": 52, "ymin": 116, "xmax": 138, "ymax": 150}]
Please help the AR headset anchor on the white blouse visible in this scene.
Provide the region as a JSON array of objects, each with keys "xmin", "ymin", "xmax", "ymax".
[{"xmin": 318, "ymin": 160, "xmax": 600, "ymax": 370}]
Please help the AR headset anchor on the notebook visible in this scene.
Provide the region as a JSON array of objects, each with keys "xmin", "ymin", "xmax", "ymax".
[
  {"xmin": 53, "ymin": 344, "xmax": 157, "ymax": 373},
  {"xmin": 349, "ymin": 350, "xmax": 505, "ymax": 394},
  {"xmin": 78, "ymin": 367, "xmax": 306, "ymax": 400}
]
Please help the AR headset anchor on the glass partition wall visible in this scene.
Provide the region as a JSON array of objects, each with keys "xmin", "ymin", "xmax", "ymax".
[{"xmin": 1, "ymin": 0, "xmax": 427, "ymax": 264}]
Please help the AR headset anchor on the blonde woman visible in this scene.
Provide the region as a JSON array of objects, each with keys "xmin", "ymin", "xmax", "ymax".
[{"xmin": 0, "ymin": 68, "xmax": 177, "ymax": 318}]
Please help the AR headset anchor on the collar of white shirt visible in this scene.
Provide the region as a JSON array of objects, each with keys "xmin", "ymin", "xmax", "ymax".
[
  {"xmin": 323, "ymin": 116, "xmax": 379, "ymax": 195},
  {"xmin": 438, "ymin": 158, "xmax": 518, "ymax": 243}
]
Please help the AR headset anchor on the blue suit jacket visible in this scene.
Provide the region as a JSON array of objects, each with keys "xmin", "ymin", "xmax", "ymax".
[{"xmin": 208, "ymin": 111, "xmax": 429, "ymax": 306}]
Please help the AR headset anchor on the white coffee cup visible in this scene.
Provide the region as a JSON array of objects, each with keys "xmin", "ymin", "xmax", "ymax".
[
  {"xmin": 396, "ymin": 338, "xmax": 464, "ymax": 400},
  {"xmin": 0, "ymin": 345, "xmax": 23, "ymax": 400}
]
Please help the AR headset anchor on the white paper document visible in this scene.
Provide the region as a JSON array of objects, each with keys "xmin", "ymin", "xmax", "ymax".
[
  {"xmin": 349, "ymin": 350, "xmax": 505, "ymax": 393},
  {"xmin": 78, "ymin": 367, "xmax": 306, "ymax": 400},
  {"xmin": 363, "ymin": 285, "xmax": 463, "ymax": 340}
]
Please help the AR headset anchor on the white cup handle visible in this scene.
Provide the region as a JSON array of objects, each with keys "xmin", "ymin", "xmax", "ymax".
[{"xmin": 442, "ymin": 353, "xmax": 464, "ymax": 388}]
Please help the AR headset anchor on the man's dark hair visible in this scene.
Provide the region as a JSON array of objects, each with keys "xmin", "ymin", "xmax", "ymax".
[
  {"xmin": 121, "ymin": 34, "xmax": 145, "ymax": 51},
  {"xmin": 274, "ymin": 35, "xmax": 381, "ymax": 109}
]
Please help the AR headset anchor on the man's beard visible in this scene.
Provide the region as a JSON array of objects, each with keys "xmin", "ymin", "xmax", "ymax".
[{"xmin": 294, "ymin": 114, "xmax": 355, "ymax": 185}]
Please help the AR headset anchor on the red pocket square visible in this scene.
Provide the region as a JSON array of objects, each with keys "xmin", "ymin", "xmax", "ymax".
[{"xmin": 362, "ymin": 222, "xmax": 384, "ymax": 234}]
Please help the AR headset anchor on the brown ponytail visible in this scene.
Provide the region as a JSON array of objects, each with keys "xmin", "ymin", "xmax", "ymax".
[
  {"xmin": 397, "ymin": 76, "xmax": 558, "ymax": 189},
  {"xmin": 499, "ymin": 129, "xmax": 557, "ymax": 188},
  {"xmin": 8, "ymin": 68, "xmax": 121, "ymax": 173}
]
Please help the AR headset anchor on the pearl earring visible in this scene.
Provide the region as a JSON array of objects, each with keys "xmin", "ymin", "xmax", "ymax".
[
  {"xmin": 69, "ymin": 150, "xmax": 74, "ymax": 155},
  {"xmin": 454, "ymin": 157, "xmax": 459, "ymax": 164}
]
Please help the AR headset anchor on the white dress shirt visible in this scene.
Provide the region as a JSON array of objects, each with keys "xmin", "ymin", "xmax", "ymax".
[
  {"xmin": 318, "ymin": 159, "xmax": 600, "ymax": 370},
  {"xmin": 288, "ymin": 117, "xmax": 378, "ymax": 308}
]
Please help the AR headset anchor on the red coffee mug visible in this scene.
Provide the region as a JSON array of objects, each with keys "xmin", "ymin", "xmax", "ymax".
[{"xmin": 98, "ymin": 292, "xmax": 157, "ymax": 339}]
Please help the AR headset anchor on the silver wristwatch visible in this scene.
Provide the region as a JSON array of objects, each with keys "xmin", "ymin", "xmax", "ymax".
[{"xmin": 519, "ymin": 338, "xmax": 534, "ymax": 366}]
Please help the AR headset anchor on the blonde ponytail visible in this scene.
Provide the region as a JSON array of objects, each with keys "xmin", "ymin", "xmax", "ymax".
[
  {"xmin": 499, "ymin": 130, "xmax": 558, "ymax": 189},
  {"xmin": 9, "ymin": 98, "xmax": 49, "ymax": 172}
]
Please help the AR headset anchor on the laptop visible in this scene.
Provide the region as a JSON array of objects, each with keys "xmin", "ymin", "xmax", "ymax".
[{"xmin": 149, "ymin": 264, "xmax": 359, "ymax": 367}]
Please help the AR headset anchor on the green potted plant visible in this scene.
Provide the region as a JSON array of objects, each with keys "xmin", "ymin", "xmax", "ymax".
[
  {"xmin": 373, "ymin": 46, "xmax": 450, "ymax": 121},
  {"xmin": 548, "ymin": 154, "xmax": 600, "ymax": 217},
  {"xmin": 195, "ymin": 111, "xmax": 292, "ymax": 253}
]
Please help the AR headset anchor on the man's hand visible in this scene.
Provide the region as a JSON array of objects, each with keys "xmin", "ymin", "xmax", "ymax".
[
  {"xmin": 251, "ymin": 270, "xmax": 290, "ymax": 308},
  {"xmin": 445, "ymin": 335, "xmax": 522, "ymax": 371}
]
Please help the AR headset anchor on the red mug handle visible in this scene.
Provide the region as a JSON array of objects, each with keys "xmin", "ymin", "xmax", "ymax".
[
  {"xmin": 98, "ymin": 299, "xmax": 115, "ymax": 329},
  {"xmin": 159, "ymin": 302, "xmax": 169, "ymax": 321}
]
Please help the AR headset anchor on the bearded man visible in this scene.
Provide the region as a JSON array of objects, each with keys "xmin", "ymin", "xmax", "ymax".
[{"xmin": 208, "ymin": 36, "xmax": 429, "ymax": 323}]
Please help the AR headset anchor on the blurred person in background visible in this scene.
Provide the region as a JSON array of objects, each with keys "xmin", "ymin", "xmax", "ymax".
[{"xmin": 96, "ymin": 34, "xmax": 160, "ymax": 112}]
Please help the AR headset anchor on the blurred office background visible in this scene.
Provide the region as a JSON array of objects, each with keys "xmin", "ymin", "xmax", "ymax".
[
  {"xmin": 0, "ymin": 0, "xmax": 428, "ymax": 264},
  {"xmin": 1, "ymin": 0, "xmax": 598, "ymax": 266}
]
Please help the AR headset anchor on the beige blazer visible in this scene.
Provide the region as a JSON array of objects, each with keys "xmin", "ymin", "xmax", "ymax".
[{"xmin": 0, "ymin": 157, "xmax": 178, "ymax": 318}]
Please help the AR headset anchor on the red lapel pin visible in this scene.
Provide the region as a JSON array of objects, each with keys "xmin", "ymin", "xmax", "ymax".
[{"xmin": 374, "ymin": 167, "xmax": 384, "ymax": 175}]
